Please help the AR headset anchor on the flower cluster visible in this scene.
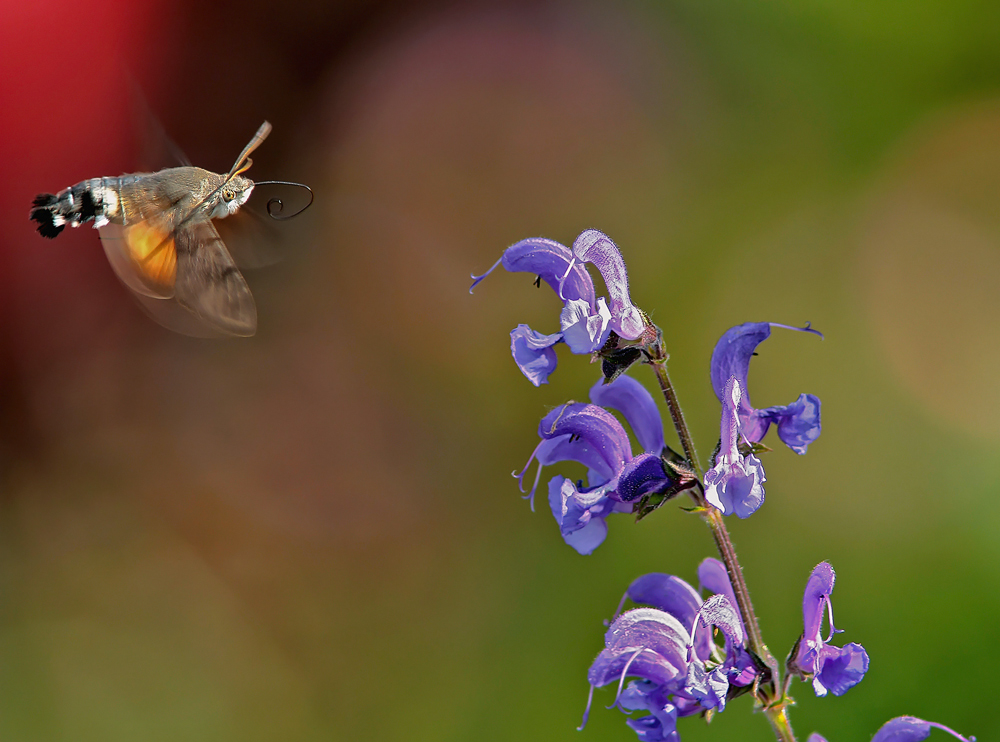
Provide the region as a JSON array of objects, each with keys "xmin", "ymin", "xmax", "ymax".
[
  {"xmin": 517, "ymin": 375, "xmax": 675, "ymax": 555},
  {"xmin": 788, "ymin": 562, "xmax": 869, "ymax": 697},
  {"xmin": 471, "ymin": 229, "xmax": 647, "ymax": 385},
  {"xmin": 581, "ymin": 559, "xmax": 751, "ymax": 741}
]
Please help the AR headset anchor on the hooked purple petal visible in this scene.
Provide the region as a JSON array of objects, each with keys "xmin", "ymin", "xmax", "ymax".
[
  {"xmin": 872, "ymin": 717, "xmax": 975, "ymax": 742},
  {"xmin": 561, "ymin": 297, "xmax": 612, "ymax": 353},
  {"xmin": 571, "ymin": 230, "xmax": 645, "ymax": 340},
  {"xmin": 510, "ymin": 325, "xmax": 562, "ymax": 386},
  {"xmin": 538, "ymin": 403, "xmax": 633, "ymax": 477},
  {"xmin": 617, "ymin": 454, "xmax": 674, "ymax": 503},
  {"xmin": 760, "ymin": 393, "xmax": 822, "ymax": 454},
  {"xmin": 588, "ymin": 608, "xmax": 690, "ymax": 688},
  {"xmin": 534, "ymin": 436, "xmax": 615, "ymax": 484},
  {"xmin": 697, "ymin": 594, "xmax": 745, "ymax": 648},
  {"xmin": 808, "ymin": 736, "xmax": 829, "ymax": 742},
  {"xmin": 589, "ymin": 375, "xmax": 665, "ymax": 454},
  {"xmin": 625, "ymin": 575, "xmax": 701, "ymax": 630},
  {"xmin": 470, "ymin": 237, "xmax": 597, "ymax": 305},
  {"xmin": 801, "ymin": 562, "xmax": 836, "ymax": 649},
  {"xmin": 813, "ymin": 642, "xmax": 869, "ymax": 697},
  {"xmin": 710, "ymin": 322, "xmax": 771, "ymax": 406},
  {"xmin": 548, "ymin": 477, "xmax": 615, "ymax": 555}
]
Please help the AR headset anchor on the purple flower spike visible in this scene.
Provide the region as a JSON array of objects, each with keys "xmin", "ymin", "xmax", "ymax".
[
  {"xmin": 704, "ymin": 377, "xmax": 766, "ymax": 518},
  {"xmin": 791, "ymin": 562, "xmax": 869, "ymax": 697},
  {"xmin": 570, "ymin": 230, "xmax": 645, "ymax": 340},
  {"xmin": 709, "ymin": 321, "xmax": 823, "ymax": 454}
]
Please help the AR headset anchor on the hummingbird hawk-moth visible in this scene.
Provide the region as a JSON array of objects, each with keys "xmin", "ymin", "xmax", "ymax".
[{"xmin": 29, "ymin": 121, "xmax": 311, "ymax": 337}]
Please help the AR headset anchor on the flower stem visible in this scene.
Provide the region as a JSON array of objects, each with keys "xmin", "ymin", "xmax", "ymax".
[
  {"xmin": 645, "ymin": 331, "xmax": 701, "ymax": 474},
  {"xmin": 765, "ymin": 702, "xmax": 797, "ymax": 742},
  {"xmin": 645, "ymin": 329, "xmax": 793, "ymax": 742}
]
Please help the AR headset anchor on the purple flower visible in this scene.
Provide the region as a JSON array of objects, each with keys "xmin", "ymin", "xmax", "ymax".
[
  {"xmin": 790, "ymin": 562, "xmax": 869, "ymax": 697},
  {"xmin": 710, "ymin": 322, "xmax": 823, "ymax": 454},
  {"xmin": 704, "ymin": 377, "xmax": 766, "ymax": 518},
  {"xmin": 809, "ymin": 716, "xmax": 976, "ymax": 742},
  {"xmin": 471, "ymin": 230, "xmax": 646, "ymax": 385},
  {"xmin": 580, "ymin": 569, "xmax": 747, "ymax": 740},
  {"xmin": 518, "ymin": 375, "xmax": 673, "ymax": 554}
]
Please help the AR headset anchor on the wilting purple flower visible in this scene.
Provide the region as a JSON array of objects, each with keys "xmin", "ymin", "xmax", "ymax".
[
  {"xmin": 471, "ymin": 230, "xmax": 646, "ymax": 385},
  {"xmin": 710, "ymin": 322, "xmax": 823, "ymax": 454},
  {"xmin": 518, "ymin": 375, "xmax": 672, "ymax": 554},
  {"xmin": 704, "ymin": 377, "xmax": 766, "ymax": 518},
  {"xmin": 790, "ymin": 562, "xmax": 869, "ymax": 697},
  {"xmin": 580, "ymin": 569, "xmax": 747, "ymax": 741},
  {"xmin": 808, "ymin": 716, "xmax": 976, "ymax": 742}
]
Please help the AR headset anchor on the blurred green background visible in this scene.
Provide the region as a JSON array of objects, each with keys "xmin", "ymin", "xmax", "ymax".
[{"xmin": 1, "ymin": 0, "xmax": 998, "ymax": 740}]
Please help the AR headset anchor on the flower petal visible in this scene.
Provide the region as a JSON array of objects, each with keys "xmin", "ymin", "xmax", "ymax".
[
  {"xmin": 510, "ymin": 325, "xmax": 562, "ymax": 386},
  {"xmin": 588, "ymin": 608, "xmax": 690, "ymax": 688},
  {"xmin": 760, "ymin": 393, "xmax": 822, "ymax": 454},
  {"xmin": 571, "ymin": 230, "xmax": 645, "ymax": 340},
  {"xmin": 561, "ymin": 297, "xmax": 611, "ymax": 353},
  {"xmin": 538, "ymin": 403, "xmax": 633, "ymax": 477},
  {"xmin": 589, "ymin": 375, "xmax": 665, "ymax": 454},
  {"xmin": 872, "ymin": 718, "xmax": 934, "ymax": 742},
  {"xmin": 872, "ymin": 718, "xmax": 975, "ymax": 742},
  {"xmin": 697, "ymin": 558, "xmax": 745, "ymax": 635},
  {"xmin": 801, "ymin": 562, "xmax": 836, "ymax": 650},
  {"xmin": 548, "ymin": 476, "xmax": 615, "ymax": 555},
  {"xmin": 709, "ymin": 322, "xmax": 822, "ymax": 448},
  {"xmin": 471, "ymin": 237, "xmax": 596, "ymax": 305},
  {"xmin": 813, "ymin": 642, "xmax": 869, "ymax": 697}
]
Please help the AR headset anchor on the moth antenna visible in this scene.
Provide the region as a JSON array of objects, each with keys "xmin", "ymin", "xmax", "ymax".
[{"xmin": 253, "ymin": 181, "xmax": 315, "ymax": 220}]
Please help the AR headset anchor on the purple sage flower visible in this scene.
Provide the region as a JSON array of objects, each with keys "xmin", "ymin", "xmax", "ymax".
[
  {"xmin": 703, "ymin": 376, "xmax": 766, "ymax": 518},
  {"xmin": 809, "ymin": 716, "xmax": 976, "ymax": 742},
  {"xmin": 710, "ymin": 321, "xmax": 823, "ymax": 454},
  {"xmin": 518, "ymin": 375, "xmax": 673, "ymax": 554},
  {"xmin": 790, "ymin": 562, "xmax": 869, "ymax": 697},
  {"xmin": 580, "ymin": 569, "xmax": 747, "ymax": 741},
  {"xmin": 471, "ymin": 230, "xmax": 646, "ymax": 385}
]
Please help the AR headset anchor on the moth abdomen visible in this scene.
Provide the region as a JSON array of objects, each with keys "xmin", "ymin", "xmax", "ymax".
[{"xmin": 30, "ymin": 177, "xmax": 122, "ymax": 239}]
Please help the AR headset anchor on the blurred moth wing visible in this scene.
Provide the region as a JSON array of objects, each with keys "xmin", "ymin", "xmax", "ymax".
[{"xmin": 98, "ymin": 218, "xmax": 257, "ymax": 337}]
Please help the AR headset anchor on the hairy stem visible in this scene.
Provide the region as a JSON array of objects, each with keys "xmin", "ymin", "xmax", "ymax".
[
  {"xmin": 645, "ymin": 330, "xmax": 793, "ymax": 741},
  {"xmin": 765, "ymin": 702, "xmax": 797, "ymax": 742}
]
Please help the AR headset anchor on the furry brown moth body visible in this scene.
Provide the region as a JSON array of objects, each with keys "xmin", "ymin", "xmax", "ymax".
[{"xmin": 30, "ymin": 121, "xmax": 279, "ymax": 337}]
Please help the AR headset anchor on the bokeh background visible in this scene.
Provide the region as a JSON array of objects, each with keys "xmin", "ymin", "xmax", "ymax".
[{"xmin": 1, "ymin": 1, "xmax": 998, "ymax": 740}]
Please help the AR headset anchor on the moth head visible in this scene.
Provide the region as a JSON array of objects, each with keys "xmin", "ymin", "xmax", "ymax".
[{"xmin": 215, "ymin": 175, "xmax": 255, "ymax": 218}]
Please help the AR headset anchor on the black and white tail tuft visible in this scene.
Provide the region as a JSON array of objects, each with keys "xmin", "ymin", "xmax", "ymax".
[{"xmin": 30, "ymin": 193, "xmax": 63, "ymax": 238}]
